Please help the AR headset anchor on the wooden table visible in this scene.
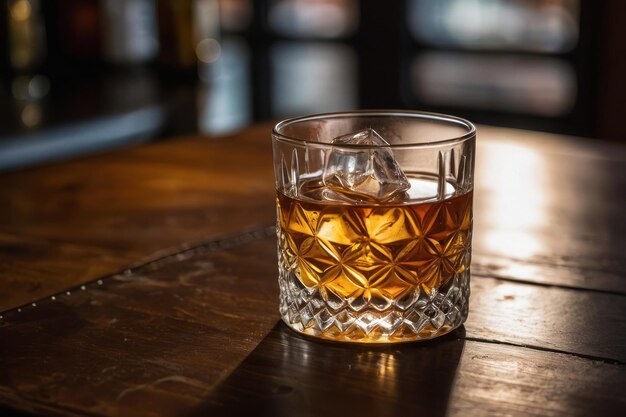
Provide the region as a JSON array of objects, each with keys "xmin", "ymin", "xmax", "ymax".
[{"xmin": 1, "ymin": 123, "xmax": 625, "ymax": 417}]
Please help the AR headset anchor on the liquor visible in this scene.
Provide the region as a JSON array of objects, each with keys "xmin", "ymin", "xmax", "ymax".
[
  {"xmin": 272, "ymin": 110, "xmax": 476, "ymax": 343},
  {"xmin": 277, "ymin": 176, "xmax": 473, "ymax": 343}
]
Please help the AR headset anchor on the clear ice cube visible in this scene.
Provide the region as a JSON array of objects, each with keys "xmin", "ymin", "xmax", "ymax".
[{"xmin": 322, "ymin": 128, "xmax": 410, "ymax": 202}]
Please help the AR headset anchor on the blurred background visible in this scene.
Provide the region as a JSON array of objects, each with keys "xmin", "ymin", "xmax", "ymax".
[{"xmin": 0, "ymin": 0, "xmax": 624, "ymax": 170}]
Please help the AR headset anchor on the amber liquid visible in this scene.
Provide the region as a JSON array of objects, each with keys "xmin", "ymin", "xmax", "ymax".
[
  {"xmin": 278, "ymin": 190, "xmax": 472, "ymax": 297},
  {"xmin": 277, "ymin": 181, "xmax": 473, "ymax": 342}
]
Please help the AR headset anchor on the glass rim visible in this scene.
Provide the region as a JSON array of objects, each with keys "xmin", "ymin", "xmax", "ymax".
[{"xmin": 272, "ymin": 110, "xmax": 476, "ymax": 150}]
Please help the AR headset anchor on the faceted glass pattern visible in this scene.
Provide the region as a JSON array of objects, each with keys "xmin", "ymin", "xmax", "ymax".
[
  {"xmin": 273, "ymin": 110, "xmax": 476, "ymax": 343},
  {"xmin": 277, "ymin": 189, "xmax": 472, "ymax": 343}
]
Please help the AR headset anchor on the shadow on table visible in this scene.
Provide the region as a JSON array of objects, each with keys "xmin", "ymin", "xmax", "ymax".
[{"xmin": 191, "ymin": 322, "xmax": 466, "ymax": 417}]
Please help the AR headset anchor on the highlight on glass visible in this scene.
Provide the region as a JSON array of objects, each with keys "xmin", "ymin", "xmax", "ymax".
[{"xmin": 272, "ymin": 110, "xmax": 476, "ymax": 343}]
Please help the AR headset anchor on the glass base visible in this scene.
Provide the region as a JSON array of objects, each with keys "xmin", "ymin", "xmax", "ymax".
[{"xmin": 279, "ymin": 269, "xmax": 470, "ymax": 344}]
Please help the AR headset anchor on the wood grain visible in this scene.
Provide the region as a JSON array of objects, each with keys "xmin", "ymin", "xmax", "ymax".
[
  {"xmin": 0, "ymin": 232, "xmax": 137, "ymax": 307},
  {"xmin": 0, "ymin": 124, "xmax": 276, "ymax": 311},
  {"xmin": 472, "ymin": 254, "xmax": 626, "ymax": 295},
  {"xmin": 0, "ymin": 233, "xmax": 279, "ymax": 417},
  {"xmin": 198, "ymin": 323, "xmax": 626, "ymax": 417},
  {"xmin": 2, "ymin": 124, "xmax": 626, "ymax": 312},
  {"xmin": 2, "ymin": 123, "xmax": 626, "ymax": 416},
  {"xmin": 1, "ymin": 235, "xmax": 625, "ymax": 417},
  {"xmin": 467, "ymin": 276, "xmax": 626, "ymax": 362},
  {"xmin": 473, "ymin": 126, "xmax": 626, "ymax": 294}
]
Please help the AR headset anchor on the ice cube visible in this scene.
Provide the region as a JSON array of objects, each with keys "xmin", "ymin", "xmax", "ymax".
[{"xmin": 322, "ymin": 128, "xmax": 410, "ymax": 202}]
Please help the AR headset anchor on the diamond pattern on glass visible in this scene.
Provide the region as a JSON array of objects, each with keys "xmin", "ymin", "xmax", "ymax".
[{"xmin": 277, "ymin": 189, "xmax": 472, "ymax": 343}]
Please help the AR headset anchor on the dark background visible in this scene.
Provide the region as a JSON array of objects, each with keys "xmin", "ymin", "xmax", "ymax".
[{"xmin": 0, "ymin": 0, "xmax": 624, "ymax": 170}]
